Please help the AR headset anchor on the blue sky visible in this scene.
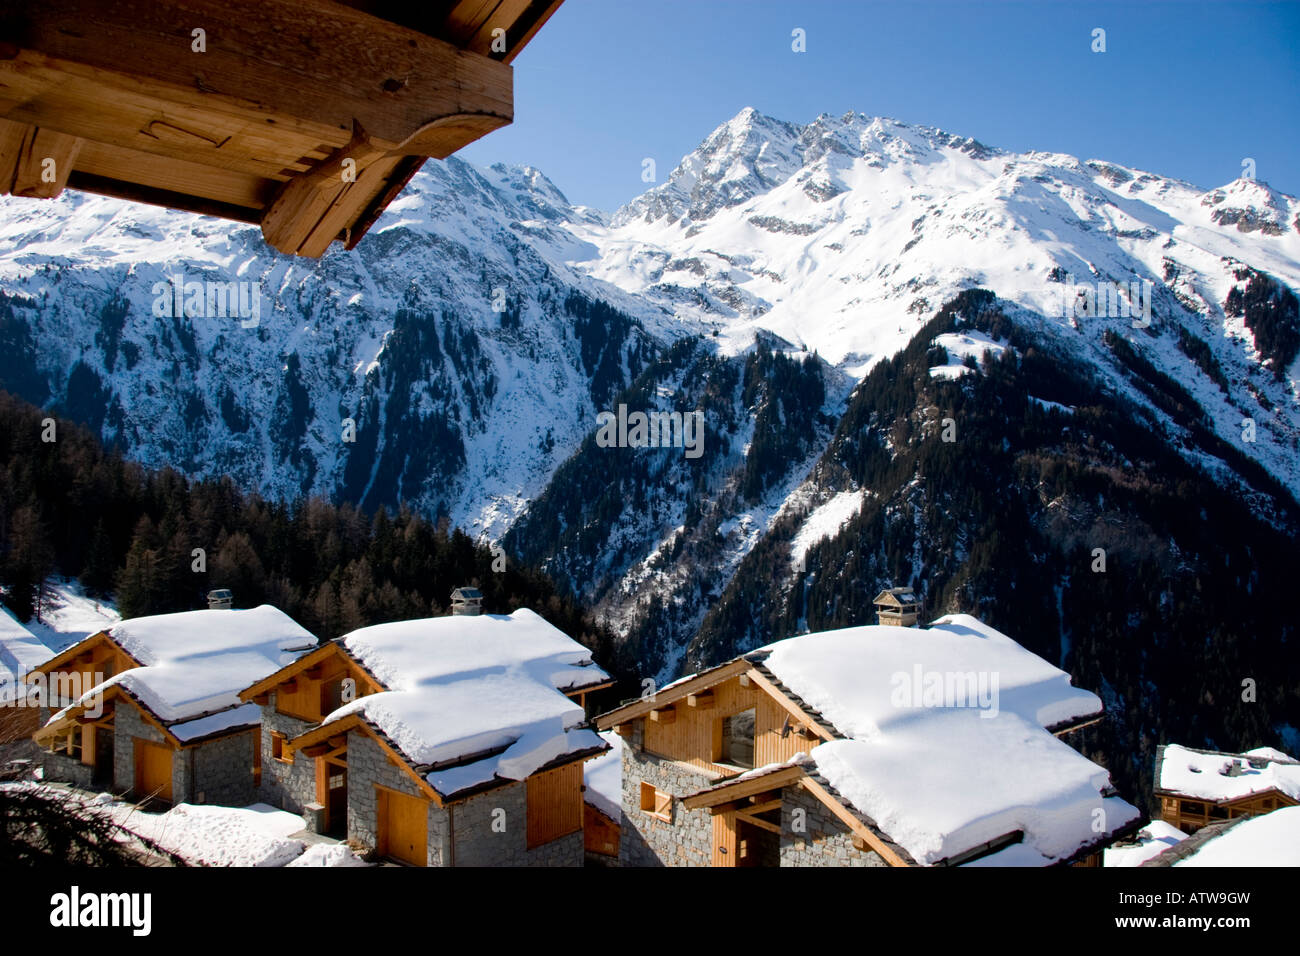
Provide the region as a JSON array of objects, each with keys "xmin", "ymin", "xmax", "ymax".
[{"xmin": 458, "ymin": 0, "xmax": 1300, "ymax": 212}]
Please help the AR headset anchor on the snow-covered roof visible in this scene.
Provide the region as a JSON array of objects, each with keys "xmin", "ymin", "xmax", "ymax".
[
  {"xmin": 0, "ymin": 607, "xmax": 52, "ymax": 704},
  {"xmin": 49, "ymin": 605, "xmax": 316, "ymax": 732},
  {"xmin": 583, "ymin": 730, "xmax": 624, "ymax": 820},
  {"xmin": 320, "ymin": 609, "xmax": 610, "ymax": 797},
  {"xmin": 748, "ymin": 613, "xmax": 1137, "ymax": 865},
  {"xmin": 1155, "ymin": 743, "xmax": 1300, "ymax": 803},
  {"xmin": 1103, "ymin": 820, "xmax": 1188, "ymax": 868},
  {"xmin": 1143, "ymin": 806, "xmax": 1300, "ymax": 867}
]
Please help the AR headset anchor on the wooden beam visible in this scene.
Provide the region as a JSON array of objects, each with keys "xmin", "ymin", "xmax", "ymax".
[
  {"xmin": 649, "ymin": 705, "xmax": 676, "ymax": 724},
  {"xmin": 614, "ymin": 723, "xmax": 633, "ymax": 738},
  {"xmin": 687, "ymin": 690, "xmax": 715, "ymax": 709},
  {"xmin": 744, "ymin": 668, "xmax": 836, "ymax": 742},
  {"xmin": 595, "ymin": 659, "xmax": 751, "ymax": 729},
  {"xmin": 3, "ymin": 0, "xmax": 515, "ymax": 151},
  {"xmin": 735, "ymin": 813, "xmax": 780, "ymax": 834},
  {"xmin": 797, "ymin": 777, "xmax": 912, "ymax": 867},
  {"xmin": 0, "ymin": 120, "xmax": 82, "ymax": 198},
  {"xmin": 681, "ymin": 766, "xmax": 806, "ymax": 810}
]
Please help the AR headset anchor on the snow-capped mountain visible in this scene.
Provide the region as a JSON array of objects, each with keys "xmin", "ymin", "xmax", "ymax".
[{"xmin": 1, "ymin": 106, "xmax": 1298, "ymax": 709}]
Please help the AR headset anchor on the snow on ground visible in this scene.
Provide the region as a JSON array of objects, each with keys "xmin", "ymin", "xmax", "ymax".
[
  {"xmin": 323, "ymin": 609, "xmax": 610, "ymax": 795},
  {"xmin": 583, "ymin": 730, "xmax": 623, "ymax": 819},
  {"xmin": 789, "ymin": 490, "xmax": 865, "ymax": 568},
  {"xmin": 1104, "ymin": 820, "xmax": 1188, "ymax": 867},
  {"xmin": 0, "ymin": 605, "xmax": 52, "ymax": 704},
  {"xmin": 927, "ymin": 331, "xmax": 1010, "ymax": 379},
  {"xmin": 0, "ymin": 784, "xmax": 369, "ymax": 866},
  {"xmin": 1173, "ymin": 806, "xmax": 1300, "ymax": 867},
  {"xmin": 287, "ymin": 843, "xmax": 370, "ymax": 867},
  {"xmin": 107, "ymin": 802, "xmax": 308, "ymax": 867},
  {"xmin": 18, "ymin": 580, "xmax": 119, "ymax": 655},
  {"xmin": 1157, "ymin": 743, "xmax": 1300, "ymax": 803}
]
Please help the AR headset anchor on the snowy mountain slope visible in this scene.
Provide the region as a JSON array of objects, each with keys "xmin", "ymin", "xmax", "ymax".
[
  {"xmin": 0, "ymin": 160, "xmax": 667, "ymax": 537},
  {"xmin": 572, "ymin": 109, "xmax": 1300, "ymax": 497},
  {"xmin": 1, "ymin": 106, "xmax": 1298, "ymax": 697}
]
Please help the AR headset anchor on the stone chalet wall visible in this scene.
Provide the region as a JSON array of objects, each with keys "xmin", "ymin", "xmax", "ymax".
[
  {"xmin": 256, "ymin": 697, "xmax": 317, "ymax": 815},
  {"xmin": 189, "ymin": 728, "xmax": 257, "ymax": 807},
  {"xmin": 348, "ymin": 732, "xmax": 583, "ymax": 867},
  {"xmin": 111, "ymin": 705, "xmax": 258, "ymax": 806},
  {"xmin": 114, "ymin": 703, "xmax": 167, "ymax": 796},
  {"xmin": 615, "ymin": 718, "xmax": 887, "ymax": 867},
  {"xmin": 619, "ymin": 721, "xmax": 717, "ymax": 867},
  {"xmin": 779, "ymin": 781, "xmax": 886, "ymax": 867},
  {"xmin": 40, "ymin": 748, "xmax": 93, "ymax": 788}
]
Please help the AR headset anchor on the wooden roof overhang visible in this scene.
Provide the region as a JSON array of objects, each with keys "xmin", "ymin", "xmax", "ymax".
[
  {"xmin": 35, "ymin": 684, "xmax": 182, "ymax": 748},
  {"xmin": 289, "ymin": 711, "xmax": 608, "ymax": 807},
  {"xmin": 0, "ymin": 0, "xmax": 563, "ymax": 257},
  {"xmin": 594, "ymin": 656, "xmax": 838, "ymax": 742},
  {"xmin": 237, "ymin": 640, "xmax": 384, "ymax": 704},
  {"xmin": 24, "ymin": 630, "xmax": 139, "ymax": 681}
]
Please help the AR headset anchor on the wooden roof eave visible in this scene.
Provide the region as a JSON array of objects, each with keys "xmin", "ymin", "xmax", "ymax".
[
  {"xmin": 25, "ymin": 630, "xmax": 137, "ymax": 680},
  {"xmin": 237, "ymin": 641, "xmax": 381, "ymax": 702},
  {"xmin": 680, "ymin": 765, "xmax": 809, "ymax": 810},
  {"xmin": 35, "ymin": 684, "xmax": 184, "ymax": 749},
  {"xmin": 594, "ymin": 659, "xmax": 753, "ymax": 729},
  {"xmin": 0, "ymin": 0, "xmax": 523, "ymax": 257}
]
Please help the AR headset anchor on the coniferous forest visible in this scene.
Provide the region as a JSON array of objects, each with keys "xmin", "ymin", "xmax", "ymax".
[{"xmin": 0, "ymin": 390, "xmax": 617, "ymax": 666}]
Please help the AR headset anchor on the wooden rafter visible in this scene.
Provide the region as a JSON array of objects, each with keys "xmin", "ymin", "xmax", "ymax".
[{"xmin": 0, "ymin": 0, "xmax": 562, "ymax": 256}]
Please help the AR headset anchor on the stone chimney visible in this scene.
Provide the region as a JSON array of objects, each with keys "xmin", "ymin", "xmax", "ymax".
[
  {"xmin": 450, "ymin": 587, "xmax": 483, "ymax": 616},
  {"xmin": 207, "ymin": 588, "xmax": 233, "ymax": 610}
]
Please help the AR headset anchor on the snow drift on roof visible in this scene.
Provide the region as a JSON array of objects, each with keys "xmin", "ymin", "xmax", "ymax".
[
  {"xmin": 759, "ymin": 613, "xmax": 1102, "ymax": 737},
  {"xmin": 322, "ymin": 609, "xmax": 609, "ymax": 792},
  {"xmin": 756, "ymin": 613, "xmax": 1134, "ymax": 865},
  {"xmin": 1103, "ymin": 820, "xmax": 1187, "ymax": 868},
  {"xmin": 1171, "ymin": 806, "xmax": 1300, "ymax": 867},
  {"xmin": 52, "ymin": 605, "xmax": 315, "ymax": 726},
  {"xmin": 583, "ymin": 730, "xmax": 623, "ymax": 819},
  {"xmin": 1157, "ymin": 744, "xmax": 1300, "ymax": 803}
]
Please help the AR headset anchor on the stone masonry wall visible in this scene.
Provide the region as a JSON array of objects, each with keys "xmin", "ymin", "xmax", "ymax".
[
  {"xmin": 114, "ymin": 704, "xmax": 166, "ymax": 796},
  {"xmin": 40, "ymin": 749, "xmax": 93, "ymax": 788},
  {"xmin": 780, "ymin": 783, "xmax": 886, "ymax": 867},
  {"xmin": 619, "ymin": 720, "xmax": 717, "ymax": 867},
  {"xmin": 347, "ymin": 731, "xmax": 445, "ymax": 864},
  {"xmin": 349, "ymin": 732, "xmax": 583, "ymax": 866},
  {"xmin": 257, "ymin": 698, "xmax": 317, "ymax": 814},
  {"xmin": 189, "ymin": 729, "xmax": 257, "ymax": 807}
]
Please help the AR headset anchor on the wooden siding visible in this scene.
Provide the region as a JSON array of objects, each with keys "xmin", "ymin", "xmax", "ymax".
[
  {"xmin": 642, "ymin": 675, "xmax": 818, "ymax": 773},
  {"xmin": 526, "ymin": 761, "xmax": 583, "ymax": 849},
  {"xmin": 133, "ymin": 739, "xmax": 173, "ymax": 803},
  {"xmin": 1160, "ymin": 791, "xmax": 1297, "ymax": 833},
  {"xmin": 376, "ymin": 785, "xmax": 428, "ymax": 866},
  {"xmin": 275, "ymin": 651, "xmax": 376, "ymax": 723},
  {"xmin": 583, "ymin": 803, "xmax": 619, "ymax": 857},
  {"xmin": 711, "ymin": 811, "xmax": 736, "ymax": 866}
]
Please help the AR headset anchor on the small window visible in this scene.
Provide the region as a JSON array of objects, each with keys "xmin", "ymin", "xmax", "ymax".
[
  {"xmin": 720, "ymin": 708, "xmax": 756, "ymax": 769},
  {"xmin": 1181, "ymin": 800, "xmax": 1205, "ymax": 816},
  {"xmin": 640, "ymin": 782, "xmax": 672, "ymax": 821},
  {"xmin": 271, "ymin": 731, "xmax": 293, "ymax": 764}
]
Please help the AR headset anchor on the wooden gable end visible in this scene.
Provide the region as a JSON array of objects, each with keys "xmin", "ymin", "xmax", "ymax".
[
  {"xmin": 243, "ymin": 643, "xmax": 381, "ymax": 722},
  {"xmin": 640, "ymin": 672, "xmax": 823, "ymax": 774},
  {"xmin": 27, "ymin": 631, "xmax": 139, "ymax": 704}
]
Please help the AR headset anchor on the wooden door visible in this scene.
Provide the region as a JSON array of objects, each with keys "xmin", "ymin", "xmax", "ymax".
[
  {"xmin": 712, "ymin": 811, "xmax": 737, "ymax": 866},
  {"xmin": 376, "ymin": 786, "xmax": 427, "ymax": 866},
  {"xmin": 133, "ymin": 739, "xmax": 173, "ymax": 804}
]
